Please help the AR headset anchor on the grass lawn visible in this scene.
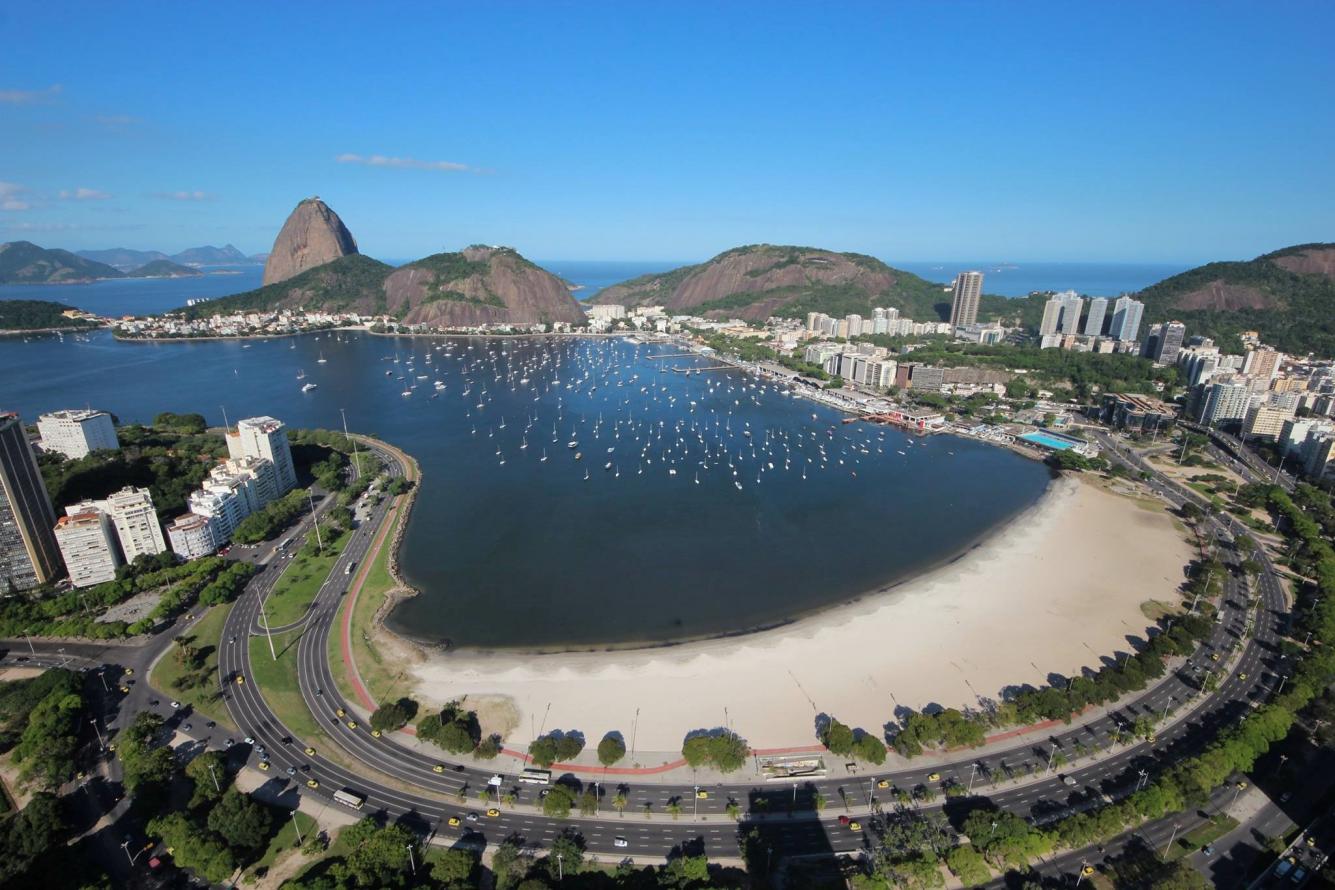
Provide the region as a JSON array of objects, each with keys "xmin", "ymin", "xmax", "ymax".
[
  {"xmin": 1167, "ymin": 814, "xmax": 1239, "ymax": 861},
  {"xmin": 149, "ymin": 603, "xmax": 237, "ymax": 731},
  {"xmin": 251, "ymin": 808, "xmax": 318, "ymax": 872},
  {"xmin": 264, "ymin": 533, "xmax": 351, "ymax": 628},
  {"xmin": 248, "ymin": 629, "xmax": 329, "ymax": 747},
  {"xmin": 328, "ymin": 502, "xmax": 411, "ymax": 708}
]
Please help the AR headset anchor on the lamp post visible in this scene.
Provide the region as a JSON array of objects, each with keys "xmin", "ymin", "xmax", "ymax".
[
  {"xmin": 89, "ymin": 717, "xmax": 106, "ymax": 749},
  {"xmin": 308, "ymin": 490, "xmax": 324, "ymax": 554},
  {"xmin": 405, "ymin": 844, "xmax": 415, "ymax": 875},
  {"xmin": 207, "ymin": 763, "xmax": 221, "ymax": 792},
  {"xmin": 1046, "ymin": 743, "xmax": 1058, "ymax": 775},
  {"xmin": 121, "ymin": 840, "xmax": 142, "ymax": 867},
  {"xmin": 1163, "ymin": 822, "xmax": 1181, "ymax": 859},
  {"xmin": 291, "ymin": 811, "xmax": 304, "ymax": 846}
]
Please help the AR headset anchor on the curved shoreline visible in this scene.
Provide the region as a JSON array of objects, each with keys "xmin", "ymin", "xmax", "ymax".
[
  {"xmin": 383, "ymin": 463, "xmax": 1054, "ymax": 658},
  {"xmin": 401, "ymin": 472, "xmax": 1193, "ymax": 750}
]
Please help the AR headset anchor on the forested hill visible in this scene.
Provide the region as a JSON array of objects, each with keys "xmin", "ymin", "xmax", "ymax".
[
  {"xmin": 0, "ymin": 241, "xmax": 124, "ymax": 284},
  {"xmin": 1133, "ymin": 242, "xmax": 1335, "ymax": 355},
  {"xmin": 0, "ymin": 299, "xmax": 99, "ymax": 330},
  {"xmin": 590, "ymin": 245, "xmax": 956, "ymax": 322}
]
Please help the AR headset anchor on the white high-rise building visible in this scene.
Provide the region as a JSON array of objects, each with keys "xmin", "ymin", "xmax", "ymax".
[
  {"xmin": 1039, "ymin": 298, "xmax": 1064, "ymax": 337},
  {"xmin": 166, "ymin": 513, "xmax": 218, "ymax": 559},
  {"xmin": 37, "ymin": 409, "xmax": 119, "ymax": 459},
  {"xmin": 228, "ymin": 417, "xmax": 297, "ymax": 494},
  {"xmin": 1198, "ymin": 380, "xmax": 1252, "ymax": 426},
  {"xmin": 949, "ymin": 271, "xmax": 984, "ymax": 327},
  {"xmin": 1056, "ymin": 292, "xmax": 1084, "ymax": 334},
  {"xmin": 1083, "ymin": 298, "xmax": 1108, "ymax": 337},
  {"xmin": 53, "ymin": 509, "xmax": 122, "ymax": 588},
  {"xmin": 1107, "ymin": 296, "xmax": 1145, "ymax": 342},
  {"xmin": 104, "ymin": 487, "xmax": 167, "ymax": 561}
]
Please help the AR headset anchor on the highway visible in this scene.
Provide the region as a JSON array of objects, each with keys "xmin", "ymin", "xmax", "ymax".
[{"xmin": 203, "ymin": 428, "xmax": 1296, "ymax": 865}]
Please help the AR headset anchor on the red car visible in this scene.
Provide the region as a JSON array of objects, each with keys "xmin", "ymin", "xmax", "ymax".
[{"xmin": 838, "ymin": 815, "xmax": 850, "ymax": 826}]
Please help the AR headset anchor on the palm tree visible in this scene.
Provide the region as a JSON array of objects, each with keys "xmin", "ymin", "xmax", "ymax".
[
  {"xmin": 666, "ymin": 801, "xmax": 681, "ymax": 821},
  {"xmin": 613, "ymin": 793, "xmax": 628, "ymax": 817}
]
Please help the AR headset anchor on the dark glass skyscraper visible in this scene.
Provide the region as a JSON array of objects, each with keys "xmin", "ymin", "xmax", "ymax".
[{"xmin": 0, "ymin": 413, "xmax": 62, "ymax": 592}]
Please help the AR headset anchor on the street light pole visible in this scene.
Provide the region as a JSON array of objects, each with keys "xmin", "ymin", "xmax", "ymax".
[
  {"xmin": 259, "ymin": 597, "xmax": 277, "ymax": 660},
  {"xmin": 694, "ymin": 785, "xmax": 699, "ymax": 818},
  {"xmin": 340, "ymin": 408, "xmax": 360, "ymax": 480},
  {"xmin": 1160, "ymin": 695, "xmax": 1173, "ymax": 724},
  {"xmin": 405, "ymin": 844, "xmax": 415, "ymax": 875},
  {"xmin": 968, "ymin": 762, "xmax": 977, "ymax": 794},
  {"xmin": 1075, "ymin": 862, "xmax": 1089, "ymax": 887},
  {"xmin": 308, "ymin": 490, "xmax": 324, "ymax": 554},
  {"xmin": 207, "ymin": 763, "xmax": 220, "ymax": 792},
  {"xmin": 557, "ymin": 853, "xmax": 564, "ymax": 881},
  {"xmin": 24, "ymin": 632, "xmax": 35, "ymax": 656},
  {"xmin": 1046, "ymin": 744, "xmax": 1058, "ymax": 775},
  {"xmin": 89, "ymin": 717, "xmax": 105, "ymax": 748},
  {"xmin": 1163, "ymin": 822, "xmax": 1181, "ymax": 859},
  {"xmin": 291, "ymin": 810, "xmax": 304, "ymax": 846}
]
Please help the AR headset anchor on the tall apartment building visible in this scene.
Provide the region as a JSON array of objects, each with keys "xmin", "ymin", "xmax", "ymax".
[
  {"xmin": 1243, "ymin": 347, "xmax": 1283, "ymax": 384},
  {"xmin": 104, "ymin": 487, "xmax": 167, "ymax": 560},
  {"xmin": 1039, "ymin": 297, "xmax": 1064, "ymax": 337},
  {"xmin": 1244, "ymin": 404, "xmax": 1294, "ymax": 440},
  {"xmin": 1082, "ymin": 297, "xmax": 1108, "ymax": 337},
  {"xmin": 1057, "ymin": 292, "xmax": 1084, "ymax": 335},
  {"xmin": 0, "ymin": 413, "xmax": 63, "ymax": 592},
  {"xmin": 165, "ymin": 513, "xmax": 218, "ymax": 560},
  {"xmin": 53, "ymin": 509, "xmax": 121, "ymax": 588},
  {"xmin": 36, "ymin": 409, "xmax": 119, "ymax": 459},
  {"xmin": 949, "ymin": 271, "xmax": 984, "ymax": 327},
  {"xmin": 1157, "ymin": 321, "xmax": 1187, "ymax": 365},
  {"xmin": 228, "ymin": 417, "xmax": 297, "ymax": 494},
  {"xmin": 1108, "ymin": 296, "xmax": 1145, "ymax": 342},
  {"xmin": 1197, "ymin": 380, "xmax": 1252, "ymax": 426}
]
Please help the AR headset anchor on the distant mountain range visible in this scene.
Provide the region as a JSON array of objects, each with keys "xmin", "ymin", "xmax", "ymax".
[
  {"xmin": 75, "ymin": 244, "xmax": 258, "ymax": 271},
  {"xmin": 180, "ymin": 198, "xmax": 586, "ymax": 327}
]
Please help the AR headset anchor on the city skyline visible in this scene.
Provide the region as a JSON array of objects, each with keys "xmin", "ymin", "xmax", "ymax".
[{"xmin": 2, "ymin": 2, "xmax": 1333, "ymax": 262}]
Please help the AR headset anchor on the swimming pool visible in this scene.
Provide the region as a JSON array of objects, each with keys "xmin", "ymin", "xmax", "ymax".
[{"xmin": 1019, "ymin": 431, "xmax": 1080, "ymax": 451}]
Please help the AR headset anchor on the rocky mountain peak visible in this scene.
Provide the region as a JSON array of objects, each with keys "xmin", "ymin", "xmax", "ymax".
[{"xmin": 261, "ymin": 197, "xmax": 359, "ymax": 286}]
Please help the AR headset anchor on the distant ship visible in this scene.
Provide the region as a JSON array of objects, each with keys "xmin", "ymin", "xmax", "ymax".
[{"xmin": 301, "ymin": 382, "xmax": 318, "ymax": 392}]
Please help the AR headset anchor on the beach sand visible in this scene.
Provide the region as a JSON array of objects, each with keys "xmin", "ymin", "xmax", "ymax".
[{"xmin": 407, "ymin": 475, "xmax": 1192, "ymax": 752}]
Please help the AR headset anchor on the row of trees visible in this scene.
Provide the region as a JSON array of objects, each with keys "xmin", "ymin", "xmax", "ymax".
[
  {"xmin": 0, "ymin": 554, "xmax": 253, "ymax": 638},
  {"xmin": 818, "ymin": 716, "xmax": 888, "ymax": 764},
  {"xmin": 418, "ymin": 701, "xmax": 500, "ymax": 758},
  {"xmin": 681, "ymin": 729, "xmax": 749, "ymax": 772}
]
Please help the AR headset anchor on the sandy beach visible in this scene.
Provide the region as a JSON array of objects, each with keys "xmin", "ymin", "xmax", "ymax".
[{"xmin": 407, "ymin": 475, "xmax": 1192, "ymax": 753}]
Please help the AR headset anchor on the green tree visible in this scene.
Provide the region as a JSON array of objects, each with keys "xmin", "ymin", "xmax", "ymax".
[
  {"xmin": 185, "ymin": 750, "xmax": 229, "ymax": 806},
  {"xmin": 542, "ymin": 783, "xmax": 577, "ymax": 819},
  {"xmin": 596, "ymin": 732, "xmax": 626, "ymax": 766},
  {"xmin": 206, "ymin": 788, "xmax": 273, "ymax": 855},
  {"xmin": 370, "ymin": 698, "xmax": 416, "ymax": 733}
]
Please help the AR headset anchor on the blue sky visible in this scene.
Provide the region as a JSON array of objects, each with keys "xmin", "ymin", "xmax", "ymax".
[{"xmin": 1, "ymin": 1, "xmax": 1332, "ymax": 263}]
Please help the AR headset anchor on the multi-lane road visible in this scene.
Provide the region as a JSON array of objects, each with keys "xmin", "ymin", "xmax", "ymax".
[{"xmin": 198, "ymin": 429, "xmax": 1297, "ymax": 869}]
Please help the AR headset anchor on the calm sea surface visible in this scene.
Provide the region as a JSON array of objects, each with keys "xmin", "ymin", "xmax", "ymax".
[{"xmin": 0, "ymin": 328, "xmax": 1049, "ymax": 649}]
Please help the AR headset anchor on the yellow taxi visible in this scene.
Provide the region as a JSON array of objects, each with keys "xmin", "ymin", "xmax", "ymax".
[
  {"xmin": 371, "ymin": 729, "xmax": 382, "ymax": 738},
  {"xmin": 849, "ymin": 820, "xmax": 861, "ymax": 831},
  {"xmin": 304, "ymin": 746, "xmax": 316, "ymax": 756},
  {"xmin": 485, "ymin": 808, "xmax": 500, "ymax": 818},
  {"xmin": 1082, "ymin": 865, "xmax": 1095, "ymax": 877},
  {"xmin": 306, "ymin": 779, "xmax": 319, "ymax": 789},
  {"xmin": 235, "ymin": 674, "xmax": 245, "ymax": 685},
  {"xmin": 447, "ymin": 816, "xmax": 461, "ymax": 827},
  {"xmin": 124, "ymin": 667, "xmax": 134, "ymax": 675},
  {"xmin": 876, "ymin": 779, "xmax": 890, "ymax": 789},
  {"xmin": 258, "ymin": 761, "xmax": 270, "ymax": 771},
  {"xmin": 432, "ymin": 764, "xmax": 445, "ymax": 773},
  {"xmin": 118, "ymin": 685, "xmax": 130, "ymax": 694},
  {"xmin": 336, "ymin": 707, "xmax": 346, "ymax": 718},
  {"xmin": 926, "ymin": 772, "xmax": 941, "ymax": 782},
  {"xmin": 695, "ymin": 790, "xmax": 708, "ymax": 799},
  {"xmin": 1235, "ymin": 780, "xmax": 1248, "ymax": 790},
  {"xmin": 1238, "ymin": 673, "xmax": 1248, "ymax": 681},
  {"xmin": 346, "ymin": 720, "xmax": 358, "ymax": 730},
  {"xmin": 1210, "ymin": 653, "xmax": 1220, "ymax": 661}
]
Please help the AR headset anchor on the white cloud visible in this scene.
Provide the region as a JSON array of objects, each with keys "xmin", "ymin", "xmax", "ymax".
[
  {"xmin": 59, "ymin": 187, "xmax": 112, "ymax": 201},
  {"xmin": 0, "ymin": 84, "xmax": 62, "ymax": 105},
  {"xmin": 151, "ymin": 190, "xmax": 214, "ymax": 202},
  {"xmin": 0, "ymin": 182, "xmax": 31, "ymax": 211},
  {"xmin": 336, "ymin": 152, "xmax": 472, "ymax": 172}
]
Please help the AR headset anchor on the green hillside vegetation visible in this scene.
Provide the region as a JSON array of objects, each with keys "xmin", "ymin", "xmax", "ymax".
[
  {"xmin": 0, "ymin": 299, "xmax": 98, "ymax": 331},
  {"xmin": 180, "ymin": 254, "xmax": 393, "ymax": 318},
  {"xmin": 406, "ymin": 251, "xmax": 505, "ymax": 309},
  {"xmin": 0, "ymin": 241, "xmax": 123, "ymax": 284},
  {"xmin": 1134, "ymin": 242, "xmax": 1335, "ymax": 355},
  {"xmin": 131, "ymin": 259, "xmax": 202, "ymax": 278}
]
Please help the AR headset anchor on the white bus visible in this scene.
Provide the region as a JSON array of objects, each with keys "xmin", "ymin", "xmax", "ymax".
[
  {"xmin": 333, "ymin": 788, "xmax": 366, "ymax": 810},
  {"xmin": 519, "ymin": 768, "xmax": 551, "ymax": 785},
  {"xmin": 345, "ymin": 561, "xmax": 356, "ymax": 576}
]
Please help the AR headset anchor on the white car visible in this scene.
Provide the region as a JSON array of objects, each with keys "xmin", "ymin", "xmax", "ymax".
[
  {"xmin": 614, "ymin": 837, "xmax": 628, "ymax": 848},
  {"xmin": 169, "ymin": 700, "xmax": 181, "ymax": 709},
  {"xmin": 244, "ymin": 736, "xmax": 256, "ymax": 745}
]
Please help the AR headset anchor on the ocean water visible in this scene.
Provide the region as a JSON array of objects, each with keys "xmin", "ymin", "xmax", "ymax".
[
  {"xmin": 0, "ymin": 330, "xmax": 1050, "ymax": 650},
  {"xmin": 892, "ymin": 260, "xmax": 1191, "ymax": 298}
]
